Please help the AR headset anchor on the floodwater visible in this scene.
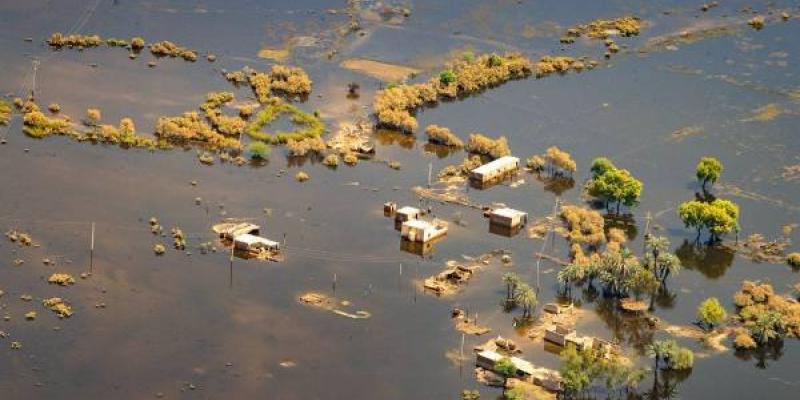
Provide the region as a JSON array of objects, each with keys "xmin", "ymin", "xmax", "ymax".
[{"xmin": 1, "ymin": 0, "xmax": 800, "ymax": 398}]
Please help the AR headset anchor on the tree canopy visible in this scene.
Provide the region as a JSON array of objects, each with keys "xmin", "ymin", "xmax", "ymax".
[
  {"xmin": 678, "ymin": 198, "xmax": 739, "ymax": 242},
  {"xmin": 587, "ymin": 158, "xmax": 643, "ymax": 214},
  {"xmin": 696, "ymin": 156, "xmax": 723, "ymax": 191},
  {"xmin": 696, "ymin": 297, "xmax": 727, "ymax": 330}
]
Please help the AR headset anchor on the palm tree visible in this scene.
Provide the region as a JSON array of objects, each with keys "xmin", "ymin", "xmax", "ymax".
[
  {"xmin": 515, "ymin": 283, "xmax": 537, "ymax": 319},
  {"xmin": 557, "ymin": 263, "xmax": 584, "ymax": 293},
  {"xmin": 647, "ymin": 339, "xmax": 676, "ymax": 371},
  {"xmin": 645, "ymin": 235, "xmax": 670, "ymax": 262},
  {"xmin": 751, "ymin": 311, "xmax": 784, "ymax": 344},
  {"xmin": 502, "ymin": 273, "xmax": 521, "ymax": 304}
]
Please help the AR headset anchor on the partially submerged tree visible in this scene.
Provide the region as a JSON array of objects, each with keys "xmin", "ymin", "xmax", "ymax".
[
  {"xmin": 586, "ymin": 158, "xmax": 643, "ymax": 214},
  {"xmin": 696, "ymin": 156, "xmax": 723, "ymax": 192},
  {"xmin": 696, "ymin": 297, "xmax": 727, "ymax": 331},
  {"xmin": 494, "ymin": 357, "xmax": 517, "ymax": 388},
  {"xmin": 502, "ymin": 273, "xmax": 521, "ymax": 305},
  {"xmin": 515, "ymin": 283, "xmax": 537, "ymax": 319},
  {"xmin": 647, "ymin": 339, "xmax": 694, "ymax": 371},
  {"xmin": 678, "ymin": 198, "xmax": 739, "ymax": 243}
]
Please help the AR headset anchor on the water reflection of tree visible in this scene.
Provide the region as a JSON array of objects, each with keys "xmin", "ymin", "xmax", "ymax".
[
  {"xmin": 675, "ymin": 240, "xmax": 735, "ymax": 279},
  {"xmin": 642, "ymin": 368, "xmax": 691, "ymax": 400},
  {"xmin": 537, "ymin": 175, "xmax": 575, "ymax": 196},
  {"xmin": 604, "ymin": 214, "xmax": 639, "ymax": 242},
  {"xmin": 594, "ymin": 297, "xmax": 655, "ymax": 355},
  {"xmin": 286, "ymin": 153, "xmax": 323, "ymax": 168},
  {"xmin": 375, "ymin": 128, "xmax": 415, "ymax": 149},
  {"xmin": 733, "ymin": 339, "xmax": 784, "ymax": 369},
  {"xmin": 423, "ymin": 143, "xmax": 461, "ymax": 159}
]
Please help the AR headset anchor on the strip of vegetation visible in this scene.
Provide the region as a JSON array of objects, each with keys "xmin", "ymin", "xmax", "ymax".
[
  {"xmin": 226, "ymin": 65, "xmax": 313, "ymax": 102},
  {"xmin": 561, "ymin": 16, "xmax": 642, "ymax": 43},
  {"xmin": 373, "ymin": 52, "xmax": 595, "ymax": 132},
  {"xmin": 244, "ymin": 100, "xmax": 324, "ymax": 145}
]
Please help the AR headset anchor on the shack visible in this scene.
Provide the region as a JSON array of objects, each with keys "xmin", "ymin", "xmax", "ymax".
[
  {"xmin": 395, "ymin": 206, "xmax": 421, "ymax": 223},
  {"xmin": 383, "ymin": 201, "xmax": 397, "ymax": 216},
  {"xmin": 489, "ymin": 208, "xmax": 528, "ymax": 228},
  {"xmin": 233, "ymin": 233, "xmax": 280, "ymax": 252},
  {"xmin": 470, "ymin": 156, "xmax": 520, "ymax": 184},
  {"xmin": 400, "ymin": 219, "xmax": 448, "ymax": 243},
  {"xmin": 213, "ymin": 221, "xmax": 260, "ymax": 239}
]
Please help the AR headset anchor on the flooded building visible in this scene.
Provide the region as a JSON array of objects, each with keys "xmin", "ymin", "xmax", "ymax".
[
  {"xmin": 476, "ymin": 350, "xmax": 561, "ymax": 391},
  {"xmin": 469, "ymin": 156, "xmax": 520, "ymax": 184},
  {"xmin": 395, "ymin": 206, "xmax": 421, "ymax": 223},
  {"xmin": 489, "ymin": 208, "xmax": 528, "ymax": 228},
  {"xmin": 212, "ymin": 221, "xmax": 260, "ymax": 239},
  {"xmin": 400, "ymin": 219, "xmax": 448, "ymax": 243},
  {"xmin": 233, "ymin": 233, "xmax": 280, "ymax": 252}
]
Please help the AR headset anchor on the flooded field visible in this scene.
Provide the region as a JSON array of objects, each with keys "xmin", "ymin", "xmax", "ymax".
[{"xmin": 1, "ymin": 0, "xmax": 800, "ymax": 399}]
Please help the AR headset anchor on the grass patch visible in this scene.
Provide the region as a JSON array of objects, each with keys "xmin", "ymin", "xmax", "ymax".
[{"xmin": 244, "ymin": 101, "xmax": 324, "ymax": 144}]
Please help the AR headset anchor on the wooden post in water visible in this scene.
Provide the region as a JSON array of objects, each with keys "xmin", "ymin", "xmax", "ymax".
[
  {"xmin": 332, "ymin": 273, "xmax": 337, "ymax": 295},
  {"xmin": 427, "ymin": 162, "xmax": 432, "ymax": 188},
  {"xmin": 89, "ymin": 222, "xmax": 95, "ymax": 273}
]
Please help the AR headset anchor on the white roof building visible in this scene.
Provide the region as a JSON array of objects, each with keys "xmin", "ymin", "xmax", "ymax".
[
  {"xmin": 400, "ymin": 219, "xmax": 448, "ymax": 243},
  {"xmin": 234, "ymin": 233, "xmax": 280, "ymax": 251},
  {"xmin": 470, "ymin": 156, "xmax": 520, "ymax": 183}
]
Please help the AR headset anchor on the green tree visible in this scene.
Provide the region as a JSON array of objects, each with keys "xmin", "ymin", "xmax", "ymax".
[
  {"xmin": 589, "ymin": 157, "xmax": 616, "ymax": 179},
  {"xmin": 647, "ymin": 340, "xmax": 676, "ymax": 370},
  {"xmin": 668, "ymin": 348, "xmax": 694, "ymax": 370},
  {"xmin": 557, "ymin": 263, "xmax": 585, "ymax": 293},
  {"xmin": 495, "ymin": 357, "xmax": 517, "ymax": 388},
  {"xmin": 504, "ymin": 385, "xmax": 525, "ymax": 400},
  {"xmin": 648, "ymin": 339, "xmax": 694, "ymax": 371},
  {"xmin": 750, "ymin": 311, "xmax": 784, "ymax": 344},
  {"xmin": 247, "ymin": 141, "xmax": 271, "ymax": 160},
  {"xmin": 696, "ymin": 156, "xmax": 723, "ymax": 191},
  {"xmin": 678, "ymin": 199, "xmax": 740, "ymax": 243},
  {"xmin": 460, "ymin": 389, "xmax": 480, "ymax": 400},
  {"xmin": 560, "ymin": 344, "xmax": 593, "ymax": 395},
  {"xmin": 696, "ymin": 297, "xmax": 727, "ymax": 330},
  {"xmin": 515, "ymin": 283, "xmax": 538, "ymax": 319},
  {"xmin": 439, "ymin": 70, "xmax": 457, "ymax": 85},
  {"xmin": 588, "ymin": 167, "xmax": 643, "ymax": 214}
]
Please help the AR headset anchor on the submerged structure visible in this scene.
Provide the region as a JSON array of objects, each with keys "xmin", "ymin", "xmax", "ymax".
[
  {"xmin": 470, "ymin": 156, "xmax": 520, "ymax": 186},
  {"xmin": 400, "ymin": 219, "xmax": 448, "ymax": 243},
  {"xmin": 475, "ymin": 350, "xmax": 562, "ymax": 392}
]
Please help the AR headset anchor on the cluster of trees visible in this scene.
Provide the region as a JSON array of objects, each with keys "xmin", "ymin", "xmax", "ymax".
[
  {"xmin": 586, "ymin": 157, "xmax": 643, "ymax": 215},
  {"xmin": 200, "ymin": 91, "xmax": 246, "ymax": 136},
  {"xmin": 150, "ymin": 40, "xmax": 198, "ymax": 61},
  {"xmin": 732, "ymin": 281, "xmax": 800, "ymax": 348},
  {"xmin": 465, "ymin": 133, "xmax": 511, "ymax": 159},
  {"xmin": 425, "ymin": 124, "xmax": 464, "ymax": 147},
  {"xmin": 527, "ymin": 146, "xmax": 576, "ymax": 177},
  {"xmin": 501, "ymin": 273, "xmax": 537, "ymax": 320},
  {"xmin": 373, "ymin": 52, "xmax": 547, "ymax": 132},
  {"xmin": 559, "ymin": 343, "xmax": 644, "ymax": 398},
  {"xmin": 286, "ymin": 136, "xmax": 327, "ymax": 157},
  {"xmin": 559, "ymin": 235, "xmax": 682, "ymax": 310},
  {"xmin": 678, "ymin": 157, "xmax": 740, "ymax": 243}
]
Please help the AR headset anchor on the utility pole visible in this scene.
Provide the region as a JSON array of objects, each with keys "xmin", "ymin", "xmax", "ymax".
[
  {"xmin": 89, "ymin": 222, "xmax": 95, "ymax": 273},
  {"xmin": 31, "ymin": 59, "xmax": 40, "ymax": 99}
]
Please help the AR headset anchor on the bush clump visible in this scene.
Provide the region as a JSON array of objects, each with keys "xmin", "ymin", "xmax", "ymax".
[
  {"xmin": 732, "ymin": 280, "xmax": 800, "ymax": 343},
  {"xmin": 150, "ymin": 40, "xmax": 198, "ymax": 61},
  {"xmin": 48, "ymin": 32, "xmax": 103, "ymax": 48},
  {"xmin": 0, "ymin": 98, "xmax": 11, "ymax": 125},
  {"xmin": 247, "ymin": 141, "xmax": 271, "ymax": 160},
  {"xmin": 21, "ymin": 100, "xmax": 73, "ymax": 138},
  {"xmin": 286, "ymin": 136, "xmax": 326, "ymax": 156},
  {"xmin": 295, "ymin": 171, "xmax": 310, "ymax": 182},
  {"xmin": 465, "ymin": 133, "xmax": 510, "ymax": 159},
  {"xmin": 787, "ymin": 252, "xmax": 800, "ymax": 268},
  {"xmin": 425, "ymin": 124, "xmax": 464, "ymax": 147},
  {"xmin": 322, "ymin": 153, "xmax": 340, "ymax": 167}
]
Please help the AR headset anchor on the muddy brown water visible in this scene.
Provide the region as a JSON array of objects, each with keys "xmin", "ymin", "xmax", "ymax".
[{"xmin": 1, "ymin": 0, "xmax": 800, "ymax": 398}]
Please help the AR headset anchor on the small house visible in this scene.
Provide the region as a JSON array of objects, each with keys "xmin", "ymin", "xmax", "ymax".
[
  {"xmin": 383, "ymin": 202, "xmax": 398, "ymax": 216},
  {"xmin": 489, "ymin": 208, "xmax": 528, "ymax": 228},
  {"xmin": 470, "ymin": 156, "xmax": 520, "ymax": 183},
  {"xmin": 400, "ymin": 219, "xmax": 448, "ymax": 243},
  {"xmin": 233, "ymin": 233, "xmax": 280, "ymax": 252},
  {"xmin": 395, "ymin": 206, "xmax": 421, "ymax": 223}
]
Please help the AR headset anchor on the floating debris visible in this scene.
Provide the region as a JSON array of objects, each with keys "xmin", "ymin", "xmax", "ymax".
[
  {"xmin": 5, "ymin": 229, "xmax": 33, "ymax": 246},
  {"xmin": 153, "ymin": 243, "xmax": 166, "ymax": 255},
  {"xmin": 298, "ymin": 292, "xmax": 371, "ymax": 319},
  {"xmin": 42, "ymin": 297, "xmax": 73, "ymax": 318}
]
